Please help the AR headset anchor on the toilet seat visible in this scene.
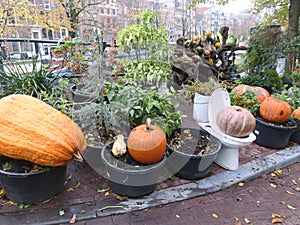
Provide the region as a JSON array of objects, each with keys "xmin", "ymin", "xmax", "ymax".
[{"xmin": 199, "ymin": 88, "xmax": 256, "ymax": 170}]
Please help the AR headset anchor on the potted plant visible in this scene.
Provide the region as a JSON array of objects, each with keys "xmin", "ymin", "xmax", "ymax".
[
  {"xmin": 182, "ymin": 77, "xmax": 224, "ymax": 122},
  {"xmin": 0, "ymin": 94, "xmax": 86, "ymax": 204},
  {"xmin": 117, "ymin": 10, "xmax": 173, "ymax": 87},
  {"xmin": 166, "ymin": 127, "xmax": 221, "ymax": 180},
  {"xmin": 231, "ymin": 89, "xmax": 297, "ymax": 149},
  {"xmin": 291, "ymin": 107, "xmax": 300, "ymax": 143},
  {"xmin": 101, "ymin": 119, "xmax": 168, "ymax": 197}
]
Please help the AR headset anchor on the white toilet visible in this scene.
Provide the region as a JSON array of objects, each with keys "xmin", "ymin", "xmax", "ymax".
[{"xmin": 199, "ymin": 88, "xmax": 256, "ymax": 170}]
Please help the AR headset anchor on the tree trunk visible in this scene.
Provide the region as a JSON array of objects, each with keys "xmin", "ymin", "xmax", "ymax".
[{"xmin": 285, "ymin": 0, "xmax": 300, "ymax": 72}]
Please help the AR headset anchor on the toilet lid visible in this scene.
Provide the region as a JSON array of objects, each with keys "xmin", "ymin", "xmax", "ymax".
[{"xmin": 208, "ymin": 88, "xmax": 230, "ymax": 133}]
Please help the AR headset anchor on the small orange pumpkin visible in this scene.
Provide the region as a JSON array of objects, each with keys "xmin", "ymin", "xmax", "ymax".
[
  {"xmin": 127, "ymin": 118, "xmax": 166, "ymax": 164},
  {"xmin": 216, "ymin": 105, "xmax": 256, "ymax": 137},
  {"xmin": 292, "ymin": 107, "xmax": 300, "ymax": 120},
  {"xmin": 259, "ymin": 97, "xmax": 292, "ymax": 123},
  {"xmin": 232, "ymin": 85, "xmax": 270, "ymax": 103}
]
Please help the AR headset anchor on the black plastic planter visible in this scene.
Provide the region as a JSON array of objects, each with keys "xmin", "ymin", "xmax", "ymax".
[
  {"xmin": 101, "ymin": 140, "xmax": 166, "ymax": 198},
  {"xmin": 290, "ymin": 129, "xmax": 300, "ymax": 144},
  {"xmin": 254, "ymin": 118, "xmax": 298, "ymax": 149},
  {"xmin": 0, "ymin": 165, "xmax": 66, "ymax": 204},
  {"xmin": 166, "ymin": 128, "xmax": 221, "ymax": 180}
]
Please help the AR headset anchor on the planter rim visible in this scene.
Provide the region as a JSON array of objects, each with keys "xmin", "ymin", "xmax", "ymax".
[
  {"xmin": 168, "ymin": 127, "xmax": 222, "ymax": 158},
  {"xmin": 0, "ymin": 165, "xmax": 65, "ymax": 177},
  {"xmin": 101, "ymin": 141, "xmax": 166, "ymax": 174},
  {"xmin": 256, "ymin": 117, "xmax": 298, "ymax": 131}
]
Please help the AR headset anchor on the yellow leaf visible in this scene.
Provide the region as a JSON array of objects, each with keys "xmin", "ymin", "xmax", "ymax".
[
  {"xmin": 244, "ymin": 217, "xmax": 251, "ymax": 223},
  {"xmin": 292, "ymin": 179, "xmax": 298, "ymax": 185},
  {"xmin": 272, "ymin": 218, "xmax": 283, "ymax": 224},
  {"xmin": 67, "ymin": 188, "xmax": 74, "ymax": 192},
  {"xmin": 274, "ymin": 169, "xmax": 282, "ymax": 176},
  {"xmin": 116, "ymin": 195, "xmax": 128, "ymax": 201},
  {"xmin": 295, "ymin": 187, "xmax": 300, "ymax": 191},
  {"xmin": 238, "ymin": 182, "xmax": 244, "ymax": 187},
  {"xmin": 272, "ymin": 213, "xmax": 281, "ymax": 218},
  {"xmin": 0, "ymin": 188, "xmax": 5, "ymax": 195},
  {"xmin": 281, "ymin": 201, "xmax": 286, "ymax": 205},
  {"xmin": 270, "ymin": 183, "xmax": 277, "ymax": 188},
  {"xmin": 69, "ymin": 214, "xmax": 76, "ymax": 224},
  {"xmin": 105, "ymin": 192, "xmax": 109, "ymax": 196},
  {"xmin": 286, "ymin": 190, "xmax": 294, "ymax": 195},
  {"xmin": 176, "ymin": 214, "xmax": 180, "ymax": 218},
  {"xmin": 212, "ymin": 213, "xmax": 218, "ymax": 218}
]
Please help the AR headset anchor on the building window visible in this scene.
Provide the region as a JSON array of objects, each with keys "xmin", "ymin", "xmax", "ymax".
[
  {"xmin": 112, "ymin": 9, "xmax": 116, "ymax": 15},
  {"xmin": 32, "ymin": 32, "xmax": 39, "ymax": 39},
  {"xmin": 42, "ymin": 28, "xmax": 47, "ymax": 38},
  {"xmin": 106, "ymin": 0, "xmax": 109, "ymax": 4},
  {"xmin": 100, "ymin": 7, "xmax": 104, "ymax": 14},
  {"xmin": 12, "ymin": 42, "xmax": 19, "ymax": 52},
  {"xmin": 107, "ymin": 8, "xmax": 110, "ymax": 14}
]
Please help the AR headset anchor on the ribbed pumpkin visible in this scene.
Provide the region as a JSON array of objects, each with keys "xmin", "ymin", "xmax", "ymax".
[
  {"xmin": 259, "ymin": 97, "xmax": 292, "ymax": 123},
  {"xmin": 216, "ymin": 105, "xmax": 256, "ymax": 138},
  {"xmin": 232, "ymin": 84, "xmax": 270, "ymax": 103},
  {"xmin": 127, "ymin": 118, "xmax": 166, "ymax": 164},
  {"xmin": 292, "ymin": 107, "xmax": 300, "ymax": 120},
  {"xmin": 0, "ymin": 94, "xmax": 87, "ymax": 167}
]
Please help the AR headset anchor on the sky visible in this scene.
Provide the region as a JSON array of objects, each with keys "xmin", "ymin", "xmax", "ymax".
[{"xmin": 220, "ymin": 0, "xmax": 253, "ymax": 13}]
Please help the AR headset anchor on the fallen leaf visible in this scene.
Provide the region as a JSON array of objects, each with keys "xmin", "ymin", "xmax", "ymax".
[
  {"xmin": 292, "ymin": 180, "xmax": 298, "ymax": 185},
  {"xmin": 287, "ymin": 205, "xmax": 296, "ymax": 210},
  {"xmin": 238, "ymin": 182, "xmax": 244, "ymax": 187},
  {"xmin": 286, "ymin": 190, "xmax": 294, "ymax": 195},
  {"xmin": 97, "ymin": 188, "xmax": 109, "ymax": 193},
  {"xmin": 176, "ymin": 214, "xmax": 180, "ymax": 218},
  {"xmin": 295, "ymin": 187, "xmax": 300, "ymax": 191},
  {"xmin": 59, "ymin": 209, "xmax": 65, "ymax": 216},
  {"xmin": 212, "ymin": 213, "xmax": 218, "ymax": 218},
  {"xmin": 116, "ymin": 195, "xmax": 128, "ymax": 201},
  {"xmin": 270, "ymin": 183, "xmax": 277, "ymax": 188},
  {"xmin": 235, "ymin": 222, "xmax": 242, "ymax": 225},
  {"xmin": 69, "ymin": 214, "xmax": 76, "ymax": 224},
  {"xmin": 105, "ymin": 191, "xmax": 109, "ymax": 196},
  {"xmin": 79, "ymin": 210, "xmax": 86, "ymax": 214},
  {"xmin": 243, "ymin": 217, "xmax": 251, "ymax": 223},
  {"xmin": 272, "ymin": 213, "xmax": 281, "ymax": 218},
  {"xmin": 261, "ymin": 174, "xmax": 268, "ymax": 179},
  {"xmin": 272, "ymin": 218, "xmax": 283, "ymax": 224},
  {"xmin": 67, "ymin": 188, "xmax": 74, "ymax": 192},
  {"xmin": 281, "ymin": 201, "xmax": 286, "ymax": 205},
  {"xmin": 0, "ymin": 188, "xmax": 5, "ymax": 195},
  {"xmin": 75, "ymin": 181, "xmax": 81, "ymax": 188}
]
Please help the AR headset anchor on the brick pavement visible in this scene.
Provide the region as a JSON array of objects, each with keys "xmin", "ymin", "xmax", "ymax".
[{"xmin": 67, "ymin": 161, "xmax": 300, "ymax": 225}]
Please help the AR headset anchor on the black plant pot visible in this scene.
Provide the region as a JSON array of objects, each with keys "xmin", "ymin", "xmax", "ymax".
[
  {"xmin": 101, "ymin": 140, "xmax": 166, "ymax": 198},
  {"xmin": 254, "ymin": 118, "xmax": 298, "ymax": 149},
  {"xmin": 167, "ymin": 128, "xmax": 221, "ymax": 180},
  {"xmin": 290, "ymin": 129, "xmax": 300, "ymax": 144},
  {"xmin": 0, "ymin": 159, "xmax": 66, "ymax": 204},
  {"xmin": 71, "ymin": 84, "xmax": 108, "ymax": 104}
]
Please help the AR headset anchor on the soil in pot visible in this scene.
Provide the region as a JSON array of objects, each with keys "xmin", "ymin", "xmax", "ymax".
[
  {"xmin": 101, "ymin": 141, "xmax": 166, "ymax": 198},
  {"xmin": 254, "ymin": 116, "xmax": 298, "ymax": 149},
  {"xmin": 0, "ymin": 156, "xmax": 66, "ymax": 204},
  {"xmin": 166, "ymin": 128, "xmax": 221, "ymax": 180}
]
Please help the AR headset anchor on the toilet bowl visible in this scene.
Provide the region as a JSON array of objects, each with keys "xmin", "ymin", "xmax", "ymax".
[{"xmin": 199, "ymin": 88, "xmax": 256, "ymax": 170}]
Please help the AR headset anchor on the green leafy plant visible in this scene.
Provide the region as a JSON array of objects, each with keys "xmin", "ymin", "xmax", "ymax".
[
  {"xmin": 272, "ymin": 85, "xmax": 300, "ymax": 111},
  {"xmin": 230, "ymin": 91, "xmax": 261, "ymax": 115},
  {"xmin": 0, "ymin": 59, "xmax": 71, "ymax": 114},
  {"xmin": 182, "ymin": 77, "xmax": 224, "ymax": 100},
  {"xmin": 118, "ymin": 10, "xmax": 172, "ymax": 86},
  {"xmin": 114, "ymin": 84, "xmax": 182, "ymax": 136}
]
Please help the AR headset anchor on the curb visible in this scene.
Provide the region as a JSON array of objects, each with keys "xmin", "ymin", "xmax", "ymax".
[{"xmin": 1, "ymin": 145, "xmax": 300, "ymax": 225}]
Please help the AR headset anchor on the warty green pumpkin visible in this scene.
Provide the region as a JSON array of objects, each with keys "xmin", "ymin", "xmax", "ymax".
[{"xmin": 0, "ymin": 94, "xmax": 87, "ymax": 167}]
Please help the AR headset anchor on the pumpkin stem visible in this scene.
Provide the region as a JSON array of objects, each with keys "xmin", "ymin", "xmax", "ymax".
[
  {"xmin": 146, "ymin": 118, "xmax": 152, "ymax": 131},
  {"xmin": 73, "ymin": 151, "xmax": 83, "ymax": 162}
]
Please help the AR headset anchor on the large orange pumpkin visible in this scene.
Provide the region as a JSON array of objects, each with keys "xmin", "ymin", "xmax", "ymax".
[
  {"xmin": 232, "ymin": 84, "xmax": 270, "ymax": 103},
  {"xmin": 259, "ymin": 97, "xmax": 292, "ymax": 123},
  {"xmin": 127, "ymin": 118, "xmax": 166, "ymax": 164},
  {"xmin": 0, "ymin": 94, "xmax": 87, "ymax": 167},
  {"xmin": 292, "ymin": 107, "xmax": 300, "ymax": 120},
  {"xmin": 216, "ymin": 105, "xmax": 256, "ymax": 137}
]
